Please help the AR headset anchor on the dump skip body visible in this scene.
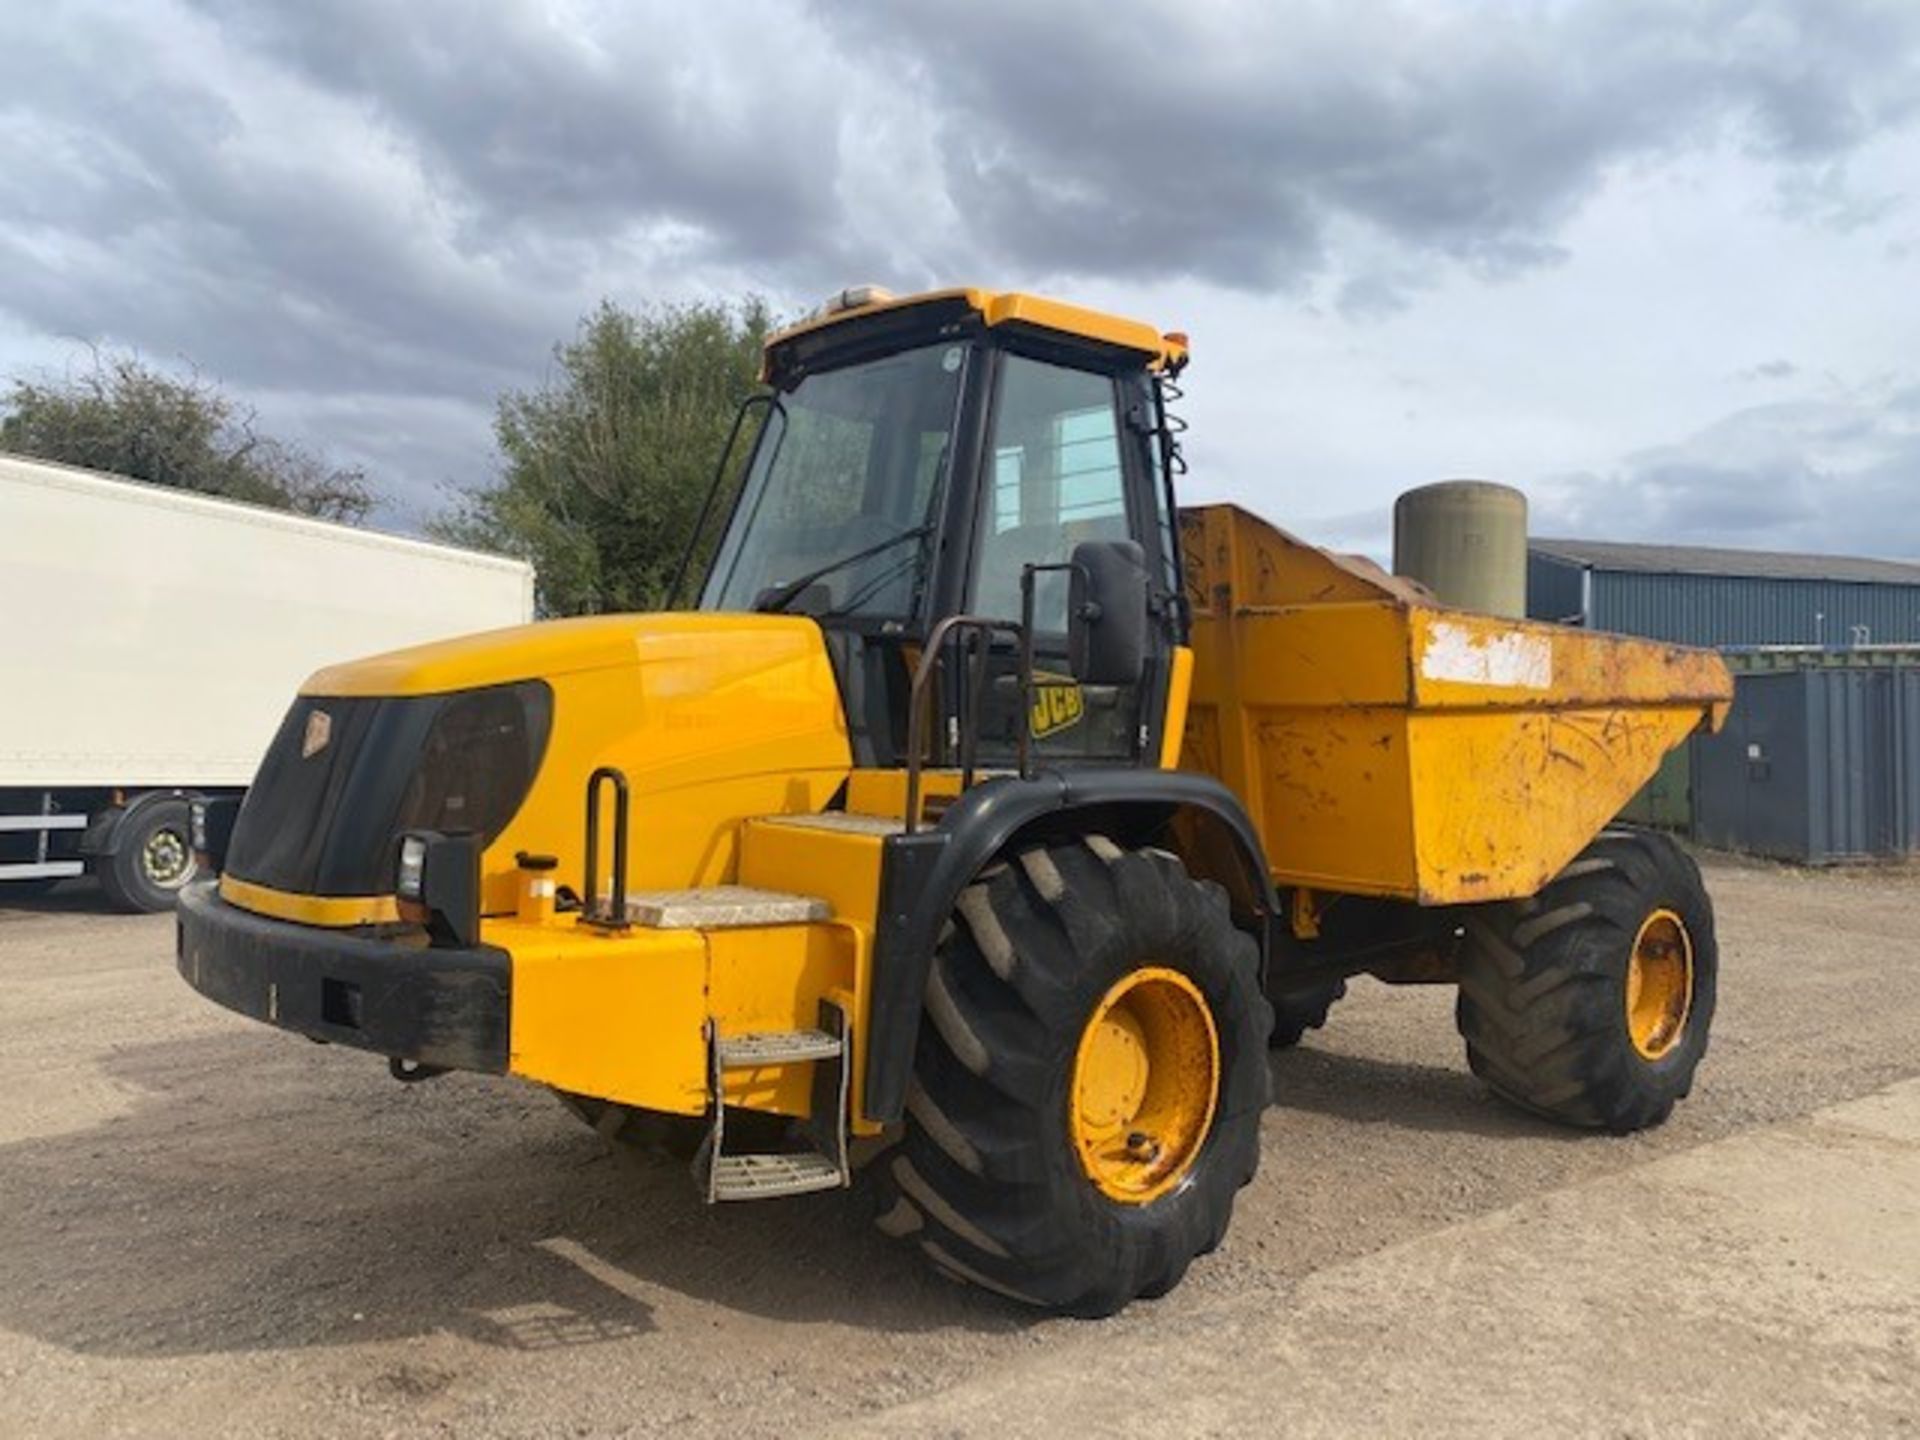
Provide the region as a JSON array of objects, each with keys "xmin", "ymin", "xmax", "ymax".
[{"xmin": 1178, "ymin": 504, "xmax": 1734, "ymax": 906}]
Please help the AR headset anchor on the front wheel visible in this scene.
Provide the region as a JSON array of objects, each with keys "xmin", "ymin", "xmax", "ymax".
[
  {"xmin": 876, "ymin": 838, "xmax": 1272, "ymax": 1316},
  {"xmin": 1455, "ymin": 829, "xmax": 1717, "ymax": 1133}
]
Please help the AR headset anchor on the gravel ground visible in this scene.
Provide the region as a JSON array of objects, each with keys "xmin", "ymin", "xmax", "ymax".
[{"xmin": 2, "ymin": 854, "xmax": 1917, "ymax": 1438}]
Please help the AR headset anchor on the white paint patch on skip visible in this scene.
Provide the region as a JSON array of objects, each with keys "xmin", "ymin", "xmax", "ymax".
[{"xmin": 1420, "ymin": 620, "xmax": 1553, "ymax": 690}]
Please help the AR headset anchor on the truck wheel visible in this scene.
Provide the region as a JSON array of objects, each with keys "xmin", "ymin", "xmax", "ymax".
[
  {"xmin": 552, "ymin": 1091, "xmax": 709, "ymax": 1159},
  {"xmin": 551, "ymin": 1092, "xmax": 788, "ymax": 1161},
  {"xmin": 97, "ymin": 799, "xmax": 198, "ymax": 913},
  {"xmin": 1268, "ymin": 978, "xmax": 1345, "ymax": 1048},
  {"xmin": 876, "ymin": 838, "xmax": 1272, "ymax": 1316},
  {"xmin": 1455, "ymin": 829, "xmax": 1716, "ymax": 1133}
]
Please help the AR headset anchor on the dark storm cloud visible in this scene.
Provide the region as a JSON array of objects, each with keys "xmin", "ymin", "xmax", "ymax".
[
  {"xmin": 1, "ymin": 0, "xmax": 1917, "ymax": 528},
  {"xmin": 829, "ymin": 0, "xmax": 1920, "ymax": 289},
  {"xmin": 183, "ymin": 0, "xmax": 849, "ymax": 264},
  {"xmin": 0, "ymin": 16, "xmax": 549, "ymax": 404}
]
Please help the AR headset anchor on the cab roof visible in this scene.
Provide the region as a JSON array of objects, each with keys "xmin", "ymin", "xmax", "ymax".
[{"xmin": 761, "ymin": 286, "xmax": 1189, "ymax": 382}]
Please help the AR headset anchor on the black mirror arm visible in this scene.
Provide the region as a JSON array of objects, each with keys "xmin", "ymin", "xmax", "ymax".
[{"xmin": 1017, "ymin": 560, "xmax": 1087, "ymax": 779}]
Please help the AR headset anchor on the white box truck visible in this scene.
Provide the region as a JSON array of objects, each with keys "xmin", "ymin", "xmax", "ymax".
[{"xmin": 1, "ymin": 452, "xmax": 535, "ymax": 910}]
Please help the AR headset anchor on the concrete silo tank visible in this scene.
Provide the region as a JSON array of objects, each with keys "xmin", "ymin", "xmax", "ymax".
[{"xmin": 1392, "ymin": 479, "xmax": 1528, "ymax": 619}]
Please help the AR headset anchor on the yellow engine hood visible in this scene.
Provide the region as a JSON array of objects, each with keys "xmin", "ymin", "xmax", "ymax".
[
  {"xmin": 300, "ymin": 612, "xmax": 834, "ymax": 697},
  {"xmin": 289, "ymin": 612, "xmax": 855, "ymax": 916}
]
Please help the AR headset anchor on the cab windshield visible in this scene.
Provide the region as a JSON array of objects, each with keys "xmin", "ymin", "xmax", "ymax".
[{"xmin": 701, "ymin": 341, "xmax": 968, "ymax": 618}]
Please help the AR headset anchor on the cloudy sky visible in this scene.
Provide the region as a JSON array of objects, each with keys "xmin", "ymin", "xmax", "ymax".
[{"xmin": 3, "ymin": 0, "xmax": 1917, "ymax": 560}]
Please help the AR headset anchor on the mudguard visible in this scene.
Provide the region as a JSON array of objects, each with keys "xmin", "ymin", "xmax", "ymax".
[{"xmin": 863, "ymin": 767, "xmax": 1275, "ymax": 1123}]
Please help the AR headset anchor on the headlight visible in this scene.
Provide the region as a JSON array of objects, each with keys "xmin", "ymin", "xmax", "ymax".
[
  {"xmin": 396, "ymin": 833, "xmax": 429, "ymax": 900},
  {"xmin": 392, "ymin": 830, "xmax": 482, "ymax": 948}
]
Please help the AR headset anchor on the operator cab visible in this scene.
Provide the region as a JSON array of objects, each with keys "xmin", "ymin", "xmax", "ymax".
[{"xmin": 694, "ymin": 287, "xmax": 1192, "ymax": 771}]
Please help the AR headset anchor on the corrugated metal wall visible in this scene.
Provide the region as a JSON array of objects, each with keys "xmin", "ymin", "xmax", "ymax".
[
  {"xmin": 1526, "ymin": 556, "xmax": 1920, "ymax": 647},
  {"xmin": 1526, "ymin": 554, "xmax": 1585, "ymax": 625},
  {"xmin": 1593, "ymin": 573, "xmax": 1920, "ymax": 647},
  {"xmin": 1693, "ymin": 665, "xmax": 1920, "ymax": 862}
]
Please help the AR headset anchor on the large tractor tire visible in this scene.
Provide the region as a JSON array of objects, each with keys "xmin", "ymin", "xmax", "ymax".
[
  {"xmin": 876, "ymin": 837, "xmax": 1272, "ymax": 1316},
  {"xmin": 1268, "ymin": 978, "xmax": 1345, "ymax": 1049},
  {"xmin": 1456, "ymin": 829, "xmax": 1716, "ymax": 1133}
]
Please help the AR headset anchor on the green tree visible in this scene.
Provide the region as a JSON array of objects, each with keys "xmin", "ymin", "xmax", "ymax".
[
  {"xmin": 1, "ymin": 351, "xmax": 374, "ymax": 524},
  {"xmin": 435, "ymin": 297, "xmax": 774, "ymax": 616}
]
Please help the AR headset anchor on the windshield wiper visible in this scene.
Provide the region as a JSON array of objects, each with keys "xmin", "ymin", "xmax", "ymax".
[{"xmin": 754, "ymin": 524, "xmax": 932, "ymax": 614}]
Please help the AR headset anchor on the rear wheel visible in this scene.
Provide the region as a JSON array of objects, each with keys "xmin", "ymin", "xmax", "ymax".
[
  {"xmin": 97, "ymin": 799, "xmax": 198, "ymax": 913},
  {"xmin": 876, "ymin": 838, "xmax": 1271, "ymax": 1315},
  {"xmin": 1268, "ymin": 978, "xmax": 1345, "ymax": 1048},
  {"xmin": 1455, "ymin": 829, "xmax": 1716, "ymax": 1133},
  {"xmin": 552, "ymin": 1092, "xmax": 789, "ymax": 1161},
  {"xmin": 552, "ymin": 1092, "xmax": 709, "ymax": 1159}
]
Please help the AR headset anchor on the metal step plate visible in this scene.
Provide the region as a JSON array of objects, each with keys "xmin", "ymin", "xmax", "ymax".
[
  {"xmin": 624, "ymin": 885, "xmax": 829, "ymax": 929},
  {"xmin": 717, "ymin": 1029, "xmax": 843, "ymax": 1068},
  {"xmin": 754, "ymin": 811, "xmax": 906, "ymax": 837},
  {"xmin": 710, "ymin": 1152, "xmax": 844, "ymax": 1201}
]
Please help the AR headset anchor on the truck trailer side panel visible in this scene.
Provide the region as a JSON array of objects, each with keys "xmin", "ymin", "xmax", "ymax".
[{"xmin": 1, "ymin": 453, "xmax": 534, "ymax": 789}]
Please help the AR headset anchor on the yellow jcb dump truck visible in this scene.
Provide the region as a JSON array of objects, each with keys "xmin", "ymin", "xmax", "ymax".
[{"xmin": 177, "ymin": 286, "xmax": 1733, "ymax": 1315}]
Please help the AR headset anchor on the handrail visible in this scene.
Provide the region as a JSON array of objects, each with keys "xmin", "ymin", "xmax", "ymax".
[
  {"xmin": 580, "ymin": 766, "xmax": 631, "ymax": 928},
  {"xmin": 903, "ymin": 614, "xmax": 1025, "ymax": 835},
  {"xmin": 1016, "ymin": 559, "xmax": 1093, "ymax": 779}
]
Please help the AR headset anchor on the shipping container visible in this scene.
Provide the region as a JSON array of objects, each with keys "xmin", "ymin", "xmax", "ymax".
[
  {"xmin": 1692, "ymin": 654, "xmax": 1920, "ymax": 863},
  {"xmin": 1618, "ymin": 744, "xmax": 1692, "ymax": 830}
]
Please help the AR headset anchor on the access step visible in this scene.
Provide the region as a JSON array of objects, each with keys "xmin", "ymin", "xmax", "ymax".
[
  {"xmin": 624, "ymin": 885, "xmax": 829, "ymax": 929},
  {"xmin": 702, "ymin": 1003, "xmax": 853, "ymax": 1204},
  {"xmin": 717, "ymin": 1029, "xmax": 842, "ymax": 1067},
  {"xmin": 753, "ymin": 811, "xmax": 905, "ymax": 837},
  {"xmin": 709, "ymin": 1151, "xmax": 843, "ymax": 1201}
]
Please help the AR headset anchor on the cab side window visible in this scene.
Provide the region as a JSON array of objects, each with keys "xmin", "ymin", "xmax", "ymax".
[{"xmin": 973, "ymin": 355, "xmax": 1128, "ymax": 632}]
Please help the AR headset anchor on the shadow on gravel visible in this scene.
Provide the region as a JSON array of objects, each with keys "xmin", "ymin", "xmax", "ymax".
[
  {"xmin": 0, "ymin": 876, "xmax": 133, "ymax": 918},
  {"xmin": 0, "ymin": 1029, "xmax": 1025, "ymax": 1360},
  {"xmin": 1268, "ymin": 1045, "xmax": 1584, "ymax": 1142}
]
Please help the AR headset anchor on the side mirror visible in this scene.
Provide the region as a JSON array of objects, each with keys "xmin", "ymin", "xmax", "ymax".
[{"xmin": 1068, "ymin": 540, "xmax": 1150, "ymax": 686}]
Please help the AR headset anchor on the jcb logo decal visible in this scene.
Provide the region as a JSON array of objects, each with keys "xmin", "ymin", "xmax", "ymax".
[
  {"xmin": 1029, "ymin": 672, "xmax": 1084, "ymax": 739},
  {"xmin": 301, "ymin": 709, "xmax": 332, "ymax": 759}
]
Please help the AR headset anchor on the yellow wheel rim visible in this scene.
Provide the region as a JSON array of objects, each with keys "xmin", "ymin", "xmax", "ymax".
[
  {"xmin": 1625, "ymin": 908, "xmax": 1694, "ymax": 1060},
  {"xmin": 1070, "ymin": 966, "xmax": 1220, "ymax": 1204}
]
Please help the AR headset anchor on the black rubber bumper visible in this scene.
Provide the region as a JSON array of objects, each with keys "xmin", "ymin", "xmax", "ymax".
[{"xmin": 175, "ymin": 879, "xmax": 510, "ymax": 1073}]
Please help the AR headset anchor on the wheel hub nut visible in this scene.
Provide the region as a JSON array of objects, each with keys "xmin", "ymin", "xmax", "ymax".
[{"xmin": 1125, "ymin": 1130, "xmax": 1161, "ymax": 1162}]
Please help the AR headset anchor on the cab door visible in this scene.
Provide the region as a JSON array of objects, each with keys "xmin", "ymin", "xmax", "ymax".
[{"xmin": 959, "ymin": 349, "xmax": 1177, "ymax": 766}]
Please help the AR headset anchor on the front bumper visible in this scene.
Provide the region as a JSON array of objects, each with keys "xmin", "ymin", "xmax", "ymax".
[{"xmin": 175, "ymin": 879, "xmax": 511, "ymax": 1073}]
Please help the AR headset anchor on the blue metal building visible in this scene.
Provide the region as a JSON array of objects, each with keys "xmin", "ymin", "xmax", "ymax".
[{"xmin": 1528, "ymin": 538, "xmax": 1920, "ymax": 648}]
